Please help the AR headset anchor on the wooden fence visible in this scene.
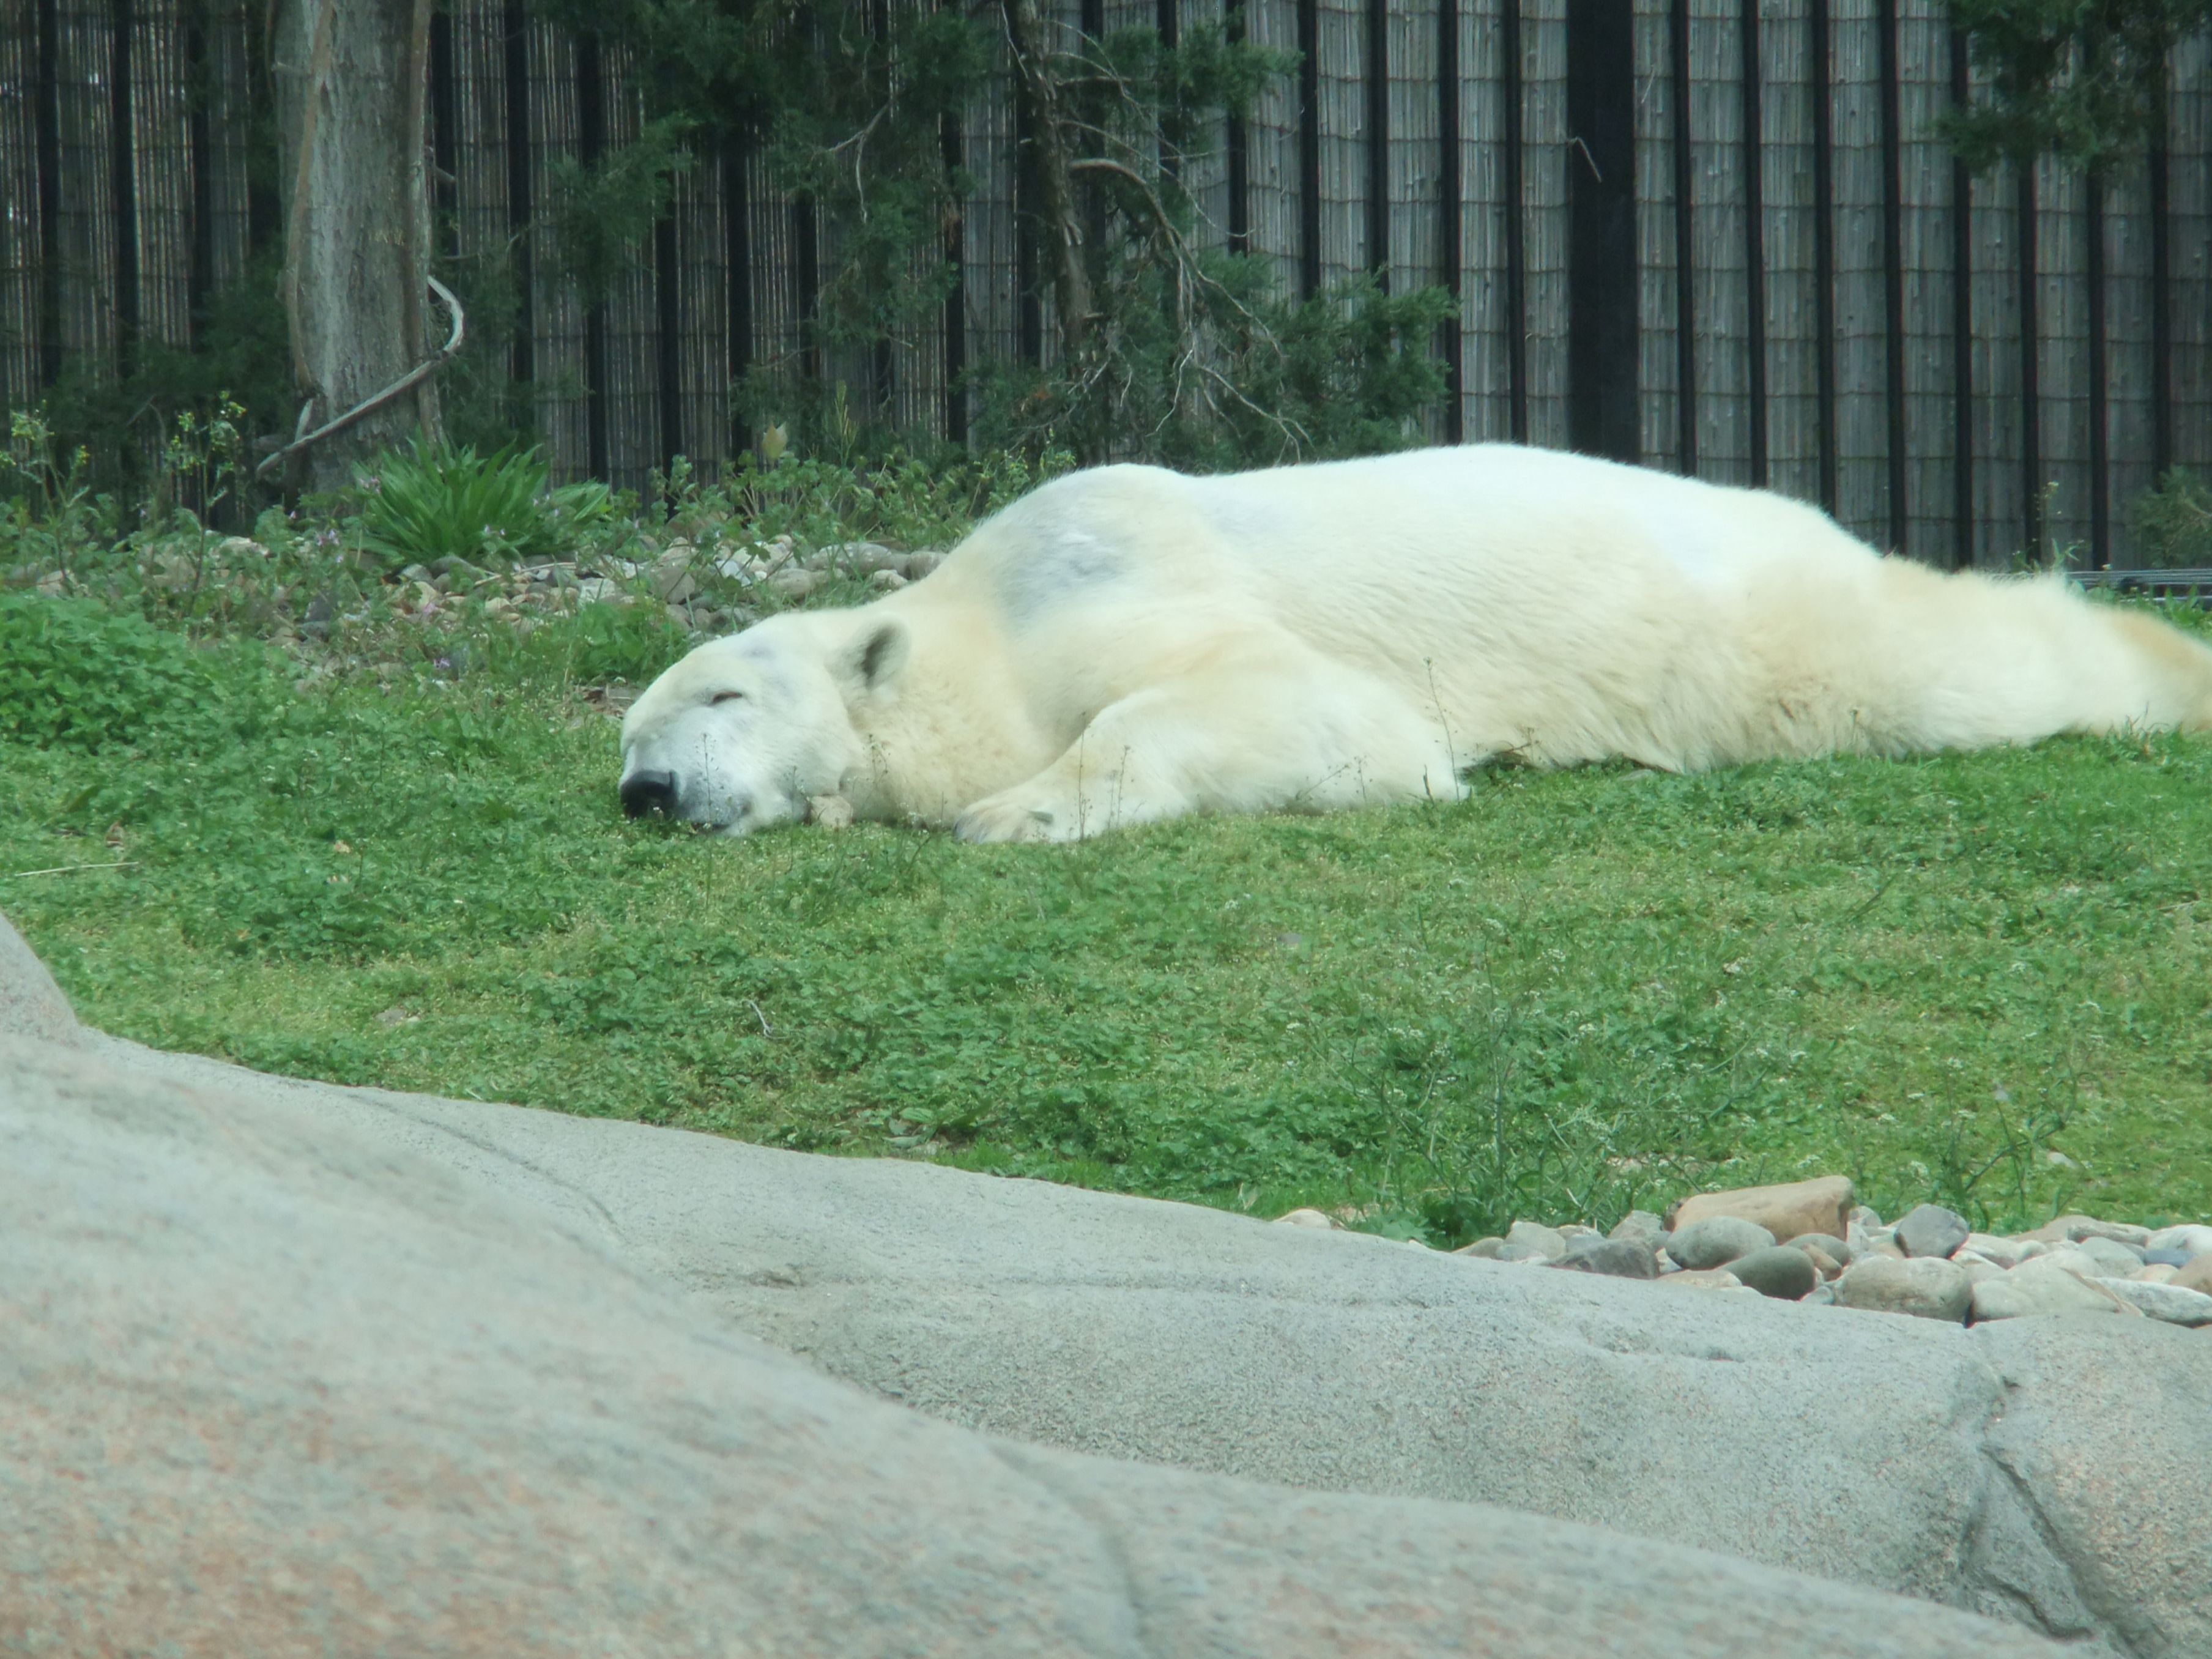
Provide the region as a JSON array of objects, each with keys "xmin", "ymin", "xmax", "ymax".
[{"xmin": 2, "ymin": 0, "xmax": 2208, "ymax": 567}]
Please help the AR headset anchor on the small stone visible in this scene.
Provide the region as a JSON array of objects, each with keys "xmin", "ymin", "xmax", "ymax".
[
  {"xmin": 1505, "ymin": 1220, "xmax": 1568, "ymax": 1261},
  {"xmin": 1273, "ymin": 1208, "xmax": 1340, "ymax": 1229},
  {"xmin": 904, "ymin": 549, "xmax": 947, "ymax": 579},
  {"xmin": 1666, "ymin": 1176, "xmax": 1853, "ymax": 1244},
  {"xmin": 1835, "ymin": 1256, "xmax": 1972, "ymax": 1323},
  {"xmin": 1849, "ymin": 1204, "xmax": 1885, "ymax": 1229},
  {"xmin": 1453, "ymin": 1236, "xmax": 1506, "ymax": 1258},
  {"xmin": 2172, "ymin": 1255, "xmax": 2212, "ymax": 1295},
  {"xmin": 2143, "ymin": 1247, "xmax": 2198, "ymax": 1268},
  {"xmin": 2072, "ymin": 1236, "xmax": 2147, "ymax": 1276},
  {"xmin": 1656, "ymin": 1268, "xmax": 1745, "ymax": 1291},
  {"xmin": 1796, "ymin": 1244, "xmax": 1843, "ymax": 1281},
  {"xmin": 769, "ymin": 568, "xmax": 824, "ymax": 599},
  {"xmin": 1866, "ymin": 1237, "xmax": 1906, "ymax": 1260},
  {"xmin": 1550, "ymin": 1238, "xmax": 1659, "ymax": 1280},
  {"xmin": 1953, "ymin": 1256, "xmax": 2005, "ymax": 1288},
  {"xmin": 1728, "ymin": 1245, "xmax": 1817, "ymax": 1301},
  {"xmin": 2014, "ymin": 1214, "xmax": 2152, "ymax": 1247},
  {"xmin": 1970, "ymin": 1261, "xmax": 2137, "ymax": 1323},
  {"xmin": 2099, "ymin": 1279, "xmax": 2212, "ymax": 1326},
  {"xmin": 1895, "ymin": 1204, "xmax": 1970, "ymax": 1260},
  {"xmin": 1666, "ymin": 1216, "xmax": 1776, "ymax": 1271},
  {"xmin": 1781, "ymin": 1232, "xmax": 1854, "ymax": 1268},
  {"xmin": 1496, "ymin": 1244, "xmax": 1553, "ymax": 1263},
  {"xmin": 1557, "ymin": 1223, "xmax": 1599, "ymax": 1239},
  {"xmin": 2145, "ymin": 1224, "xmax": 2212, "ymax": 1257},
  {"xmin": 1606, "ymin": 1209, "xmax": 1666, "ymax": 1244},
  {"xmin": 867, "ymin": 569, "xmax": 909, "ymax": 592},
  {"xmin": 2133, "ymin": 1264, "xmax": 2179, "ymax": 1284},
  {"xmin": 1960, "ymin": 1232, "xmax": 2033, "ymax": 1268}
]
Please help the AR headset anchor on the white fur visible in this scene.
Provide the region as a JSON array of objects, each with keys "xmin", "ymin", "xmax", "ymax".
[{"xmin": 618, "ymin": 446, "xmax": 2212, "ymax": 842}]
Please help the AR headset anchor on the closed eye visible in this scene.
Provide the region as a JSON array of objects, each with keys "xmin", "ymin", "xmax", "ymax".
[{"xmin": 711, "ymin": 691, "xmax": 746, "ymax": 705}]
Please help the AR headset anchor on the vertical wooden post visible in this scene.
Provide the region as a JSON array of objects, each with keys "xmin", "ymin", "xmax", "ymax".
[
  {"xmin": 2149, "ymin": 75, "xmax": 2171, "ymax": 477},
  {"xmin": 940, "ymin": 111, "xmax": 967, "ymax": 446},
  {"xmin": 185, "ymin": 0, "xmax": 213, "ymax": 350},
  {"xmin": 656, "ymin": 204, "xmax": 683, "ymax": 476},
  {"xmin": 2086, "ymin": 169, "xmax": 2107, "ymax": 568},
  {"xmin": 724, "ymin": 131, "xmax": 751, "ymax": 455},
  {"xmin": 1670, "ymin": 0, "xmax": 1696, "ymax": 475},
  {"xmin": 1227, "ymin": 5, "xmax": 1249, "ymax": 256},
  {"xmin": 110, "ymin": 0, "xmax": 140, "ymax": 384},
  {"xmin": 1298, "ymin": 0, "xmax": 1320, "ymax": 300},
  {"xmin": 1876, "ymin": 0, "xmax": 1907, "ymax": 552},
  {"xmin": 576, "ymin": 31, "xmax": 609, "ymax": 480},
  {"xmin": 1740, "ymin": 0, "xmax": 1766, "ymax": 486},
  {"xmin": 1502, "ymin": 0, "xmax": 1526, "ymax": 443},
  {"xmin": 34, "ymin": 0, "xmax": 61, "ymax": 388},
  {"xmin": 1809, "ymin": 0, "xmax": 1836, "ymax": 513},
  {"xmin": 1948, "ymin": 27, "xmax": 1973, "ymax": 569},
  {"xmin": 1439, "ymin": 0, "xmax": 1463, "ymax": 442},
  {"xmin": 2017, "ymin": 163, "xmax": 2039, "ymax": 562},
  {"xmin": 503, "ymin": 0, "xmax": 534, "ymax": 390},
  {"xmin": 1367, "ymin": 0, "xmax": 1390, "ymax": 284}
]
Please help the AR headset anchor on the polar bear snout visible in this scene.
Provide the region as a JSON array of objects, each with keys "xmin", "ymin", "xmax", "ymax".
[{"xmin": 620, "ymin": 770, "xmax": 680, "ymax": 820}]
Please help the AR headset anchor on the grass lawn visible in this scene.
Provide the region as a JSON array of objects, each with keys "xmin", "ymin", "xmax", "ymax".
[{"xmin": 4, "ymin": 586, "xmax": 2207, "ymax": 1244}]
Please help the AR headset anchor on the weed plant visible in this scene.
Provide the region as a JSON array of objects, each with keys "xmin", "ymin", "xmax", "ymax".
[{"xmin": 357, "ymin": 436, "xmax": 617, "ymax": 571}]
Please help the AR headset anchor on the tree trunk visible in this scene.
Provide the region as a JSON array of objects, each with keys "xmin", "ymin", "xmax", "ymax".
[
  {"xmin": 1002, "ymin": 0, "xmax": 1092, "ymax": 374},
  {"xmin": 273, "ymin": 0, "xmax": 439, "ymax": 493}
]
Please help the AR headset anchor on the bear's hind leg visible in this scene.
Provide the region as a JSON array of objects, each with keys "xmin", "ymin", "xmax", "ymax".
[{"xmin": 952, "ymin": 659, "xmax": 1458, "ymax": 844}]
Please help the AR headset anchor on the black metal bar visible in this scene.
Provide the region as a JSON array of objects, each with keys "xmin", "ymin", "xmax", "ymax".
[
  {"xmin": 1298, "ymin": 0, "xmax": 1320, "ymax": 300},
  {"xmin": 1367, "ymin": 0, "xmax": 1389, "ymax": 284},
  {"xmin": 34, "ymin": 0, "xmax": 61, "ymax": 389},
  {"xmin": 2017, "ymin": 163, "xmax": 2039, "ymax": 562},
  {"xmin": 1877, "ymin": 0, "xmax": 1906, "ymax": 552},
  {"xmin": 1809, "ymin": 0, "xmax": 1836, "ymax": 513},
  {"xmin": 2086, "ymin": 169, "xmax": 2107, "ymax": 568},
  {"xmin": 576, "ymin": 31, "xmax": 608, "ymax": 480},
  {"xmin": 503, "ymin": 0, "xmax": 534, "ymax": 389},
  {"xmin": 724, "ymin": 132, "xmax": 751, "ymax": 455},
  {"xmin": 429, "ymin": 9, "xmax": 458, "ymax": 261},
  {"xmin": 1567, "ymin": 0, "xmax": 1637, "ymax": 461},
  {"xmin": 1157, "ymin": 0, "xmax": 1176, "ymax": 46},
  {"xmin": 1502, "ymin": 0, "xmax": 1526, "ymax": 442},
  {"xmin": 655, "ymin": 207, "xmax": 682, "ymax": 475},
  {"xmin": 873, "ymin": 0, "xmax": 896, "ymax": 417},
  {"xmin": 1948, "ymin": 28, "xmax": 1973, "ymax": 569},
  {"xmin": 184, "ymin": 0, "xmax": 212, "ymax": 349},
  {"xmin": 1740, "ymin": 0, "xmax": 1765, "ymax": 486},
  {"xmin": 940, "ymin": 112, "xmax": 966, "ymax": 447},
  {"xmin": 2149, "ymin": 101, "xmax": 2171, "ymax": 476},
  {"xmin": 109, "ymin": 0, "xmax": 138, "ymax": 384},
  {"xmin": 1670, "ymin": 0, "xmax": 1695, "ymax": 474},
  {"xmin": 1439, "ymin": 0, "xmax": 1463, "ymax": 443}
]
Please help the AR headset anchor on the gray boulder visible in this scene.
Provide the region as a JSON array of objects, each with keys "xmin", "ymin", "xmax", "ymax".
[
  {"xmin": 10, "ymin": 913, "xmax": 2208, "ymax": 1655},
  {"xmin": 1666, "ymin": 1214, "xmax": 1776, "ymax": 1269},
  {"xmin": 1896, "ymin": 1203, "xmax": 1972, "ymax": 1260},
  {"xmin": 2, "ymin": 1032, "xmax": 2063, "ymax": 1659}
]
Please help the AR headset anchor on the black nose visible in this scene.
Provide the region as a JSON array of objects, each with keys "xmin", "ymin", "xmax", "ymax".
[{"xmin": 621, "ymin": 770, "xmax": 679, "ymax": 819}]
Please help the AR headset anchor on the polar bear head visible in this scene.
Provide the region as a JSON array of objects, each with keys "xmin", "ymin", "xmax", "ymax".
[{"xmin": 617, "ymin": 611, "xmax": 907, "ymax": 833}]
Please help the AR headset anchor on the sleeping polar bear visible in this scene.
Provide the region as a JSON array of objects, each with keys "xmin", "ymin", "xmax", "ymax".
[{"xmin": 618, "ymin": 445, "xmax": 2212, "ymax": 842}]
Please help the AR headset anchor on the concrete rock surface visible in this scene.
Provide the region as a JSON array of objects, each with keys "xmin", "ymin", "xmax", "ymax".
[
  {"xmin": 9, "ymin": 915, "xmax": 2207, "ymax": 1656},
  {"xmin": 2, "ymin": 1033, "xmax": 2069, "ymax": 1659}
]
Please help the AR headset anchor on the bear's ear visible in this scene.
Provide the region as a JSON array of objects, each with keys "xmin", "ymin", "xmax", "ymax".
[{"xmin": 833, "ymin": 618, "xmax": 910, "ymax": 696}]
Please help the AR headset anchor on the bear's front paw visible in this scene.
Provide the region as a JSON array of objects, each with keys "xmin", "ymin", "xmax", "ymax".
[{"xmin": 954, "ymin": 795, "xmax": 1066, "ymax": 844}]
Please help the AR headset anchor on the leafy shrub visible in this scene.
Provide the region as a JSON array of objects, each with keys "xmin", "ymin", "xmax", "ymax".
[
  {"xmin": 0, "ymin": 591, "xmax": 267, "ymax": 751},
  {"xmin": 2135, "ymin": 468, "xmax": 2212, "ymax": 568},
  {"xmin": 357, "ymin": 436, "xmax": 615, "ymax": 570}
]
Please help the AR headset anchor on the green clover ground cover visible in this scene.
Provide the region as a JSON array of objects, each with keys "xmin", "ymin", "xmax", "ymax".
[{"xmin": 3, "ymin": 588, "xmax": 2209, "ymax": 1243}]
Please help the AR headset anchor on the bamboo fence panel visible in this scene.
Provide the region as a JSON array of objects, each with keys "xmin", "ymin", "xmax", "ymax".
[
  {"xmin": 2173, "ymin": 35, "xmax": 2211, "ymax": 486},
  {"xmin": 1689, "ymin": 0, "xmax": 1753, "ymax": 487},
  {"xmin": 1760, "ymin": 0, "xmax": 1822, "ymax": 511},
  {"xmin": 1519, "ymin": 0, "xmax": 1568, "ymax": 451},
  {"xmin": 4, "ymin": 0, "xmax": 2208, "ymax": 547},
  {"xmin": 1895, "ymin": 0, "xmax": 1952, "ymax": 562},
  {"xmin": 1242, "ymin": 0, "xmax": 1302, "ymax": 294}
]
